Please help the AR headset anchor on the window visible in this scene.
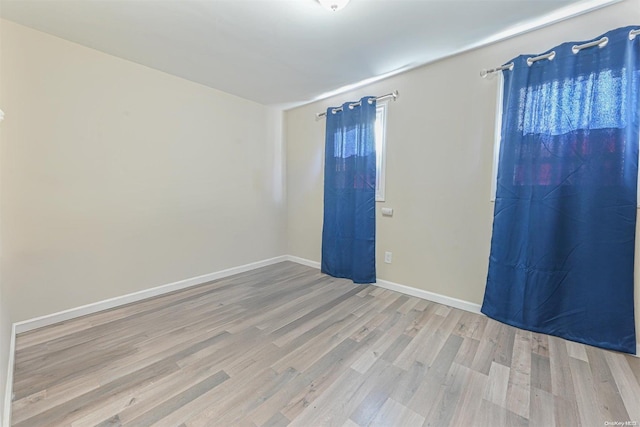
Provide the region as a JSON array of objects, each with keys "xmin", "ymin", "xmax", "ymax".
[
  {"xmin": 490, "ymin": 74, "xmax": 504, "ymax": 202},
  {"xmin": 375, "ymin": 102, "xmax": 387, "ymax": 202},
  {"xmin": 490, "ymin": 71, "xmax": 640, "ymax": 205},
  {"xmin": 328, "ymin": 101, "xmax": 387, "ymax": 200}
]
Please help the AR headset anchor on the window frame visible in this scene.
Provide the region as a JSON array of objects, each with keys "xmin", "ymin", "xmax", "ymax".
[
  {"xmin": 490, "ymin": 73, "xmax": 504, "ymax": 203},
  {"xmin": 375, "ymin": 102, "xmax": 388, "ymax": 202}
]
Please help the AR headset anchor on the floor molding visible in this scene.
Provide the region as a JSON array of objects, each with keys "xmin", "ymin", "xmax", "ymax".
[
  {"xmin": 285, "ymin": 255, "xmax": 321, "ymax": 270},
  {"xmin": 285, "ymin": 255, "xmax": 482, "ymax": 315},
  {"xmin": 11, "ymin": 255, "xmax": 480, "ymax": 337},
  {"xmin": 14, "ymin": 255, "xmax": 288, "ymax": 335},
  {"xmin": 375, "ymin": 278, "xmax": 482, "ymax": 314}
]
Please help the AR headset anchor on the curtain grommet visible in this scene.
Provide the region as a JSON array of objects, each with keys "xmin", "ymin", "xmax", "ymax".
[
  {"xmin": 527, "ymin": 51, "xmax": 555, "ymax": 66},
  {"xmin": 572, "ymin": 36, "xmax": 608, "ymax": 54}
]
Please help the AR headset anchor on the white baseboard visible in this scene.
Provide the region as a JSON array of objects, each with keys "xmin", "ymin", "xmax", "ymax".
[
  {"xmin": 285, "ymin": 255, "xmax": 321, "ymax": 270},
  {"xmin": 285, "ymin": 255, "xmax": 482, "ymax": 315},
  {"xmin": 6, "ymin": 254, "xmax": 480, "ymax": 338},
  {"xmin": 374, "ymin": 279, "xmax": 482, "ymax": 314},
  {"xmin": 14, "ymin": 255, "xmax": 288, "ymax": 334},
  {"xmin": 3, "ymin": 324, "xmax": 16, "ymax": 427}
]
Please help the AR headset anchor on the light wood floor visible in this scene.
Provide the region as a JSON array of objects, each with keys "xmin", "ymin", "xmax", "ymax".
[{"xmin": 11, "ymin": 262, "xmax": 640, "ymax": 427}]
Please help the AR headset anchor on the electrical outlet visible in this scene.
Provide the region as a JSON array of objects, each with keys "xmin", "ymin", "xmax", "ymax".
[
  {"xmin": 384, "ymin": 251, "xmax": 392, "ymax": 263},
  {"xmin": 381, "ymin": 207, "xmax": 393, "ymax": 216}
]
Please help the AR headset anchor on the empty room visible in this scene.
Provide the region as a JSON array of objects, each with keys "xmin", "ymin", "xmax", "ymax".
[{"xmin": 1, "ymin": 0, "xmax": 640, "ymax": 425}]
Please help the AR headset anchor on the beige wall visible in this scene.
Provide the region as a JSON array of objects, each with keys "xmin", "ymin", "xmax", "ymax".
[
  {"xmin": 286, "ymin": 0, "xmax": 640, "ymax": 347},
  {"xmin": 0, "ymin": 19, "xmax": 287, "ymax": 325},
  {"xmin": 0, "ymin": 17, "xmax": 7, "ymax": 422}
]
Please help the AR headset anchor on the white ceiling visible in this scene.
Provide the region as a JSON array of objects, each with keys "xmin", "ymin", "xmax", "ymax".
[{"xmin": 0, "ymin": 0, "xmax": 622, "ymax": 107}]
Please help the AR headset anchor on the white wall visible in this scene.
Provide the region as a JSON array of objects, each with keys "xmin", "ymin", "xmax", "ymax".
[
  {"xmin": 0, "ymin": 19, "xmax": 287, "ymax": 324},
  {"xmin": 286, "ymin": 0, "xmax": 640, "ymax": 345},
  {"xmin": 0, "ymin": 17, "xmax": 8, "ymax": 423}
]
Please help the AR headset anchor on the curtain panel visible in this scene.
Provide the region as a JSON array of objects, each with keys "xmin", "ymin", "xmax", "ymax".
[
  {"xmin": 482, "ymin": 26, "xmax": 640, "ymax": 354},
  {"xmin": 321, "ymin": 97, "xmax": 377, "ymax": 284}
]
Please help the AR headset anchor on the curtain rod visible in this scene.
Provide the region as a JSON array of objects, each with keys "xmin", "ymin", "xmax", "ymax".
[
  {"xmin": 480, "ymin": 27, "xmax": 640, "ymax": 78},
  {"xmin": 315, "ymin": 90, "xmax": 398, "ymax": 120}
]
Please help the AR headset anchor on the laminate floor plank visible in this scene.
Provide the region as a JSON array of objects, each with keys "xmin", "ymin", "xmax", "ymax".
[
  {"xmin": 421, "ymin": 362, "xmax": 468, "ymax": 426},
  {"xmin": 350, "ymin": 310, "xmax": 420, "ymax": 374},
  {"xmin": 347, "ymin": 361, "xmax": 405, "ymax": 427},
  {"xmin": 14, "ymin": 358, "xmax": 180, "ymax": 427},
  {"xmin": 530, "ymin": 353, "xmax": 552, "ymax": 394},
  {"xmin": 11, "ymin": 262, "xmax": 640, "ymax": 426},
  {"xmin": 278, "ymin": 331, "xmax": 386, "ymax": 422},
  {"xmin": 531, "ymin": 333, "xmax": 549, "ymax": 358},
  {"xmin": 452, "ymin": 311, "xmax": 487, "ymax": 340},
  {"xmin": 271, "ymin": 293, "xmax": 374, "ymax": 348},
  {"xmin": 482, "ymin": 361, "xmax": 510, "ymax": 408},
  {"xmin": 529, "ymin": 388, "xmax": 555, "ymax": 427},
  {"xmin": 125, "ymin": 370, "xmax": 230, "ymax": 427},
  {"xmin": 506, "ymin": 330, "xmax": 532, "ymax": 419},
  {"xmin": 605, "ymin": 351, "xmax": 640, "ymax": 423},
  {"xmin": 569, "ymin": 357, "xmax": 606, "ymax": 426},
  {"xmin": 262, "ymin": 412, "xmax": 291, "ymax": 427},
  {"xmin": 475, "ymin": 399, "xmax": 529, "ymax": 427},
  {"xmin": 453, "ymin": 336, "xmax": 479, "ymax": 369},
  {"xmin": 470, "ymin": 318, "xmax": 503, "ymax": 375},
  {"xmin": 625, "ymin": 353, "xmax": 640, "ymax": 387},
  {"xmin": 406, "ymin": 334, "xmax": 463, "ymax": 417},
  {"xmin": 585, "ymin": 346, "xmax": 630, "ymax": 423},
  {"xmin": 368, "ymin": 398, "xmax": 425, "ymax": 427},
  {"xmin": 392, "ymin": 308, "xmax": 447, "ymax": 370},
  {"xmin": 186, "ymin": 368, "xmax": 299, "ymax": 427},
  {"xmin": 415, "ymin": 310, "xmax": 464, "ymax": 369},
  {"xmin": 245, "ymin": 375, "xmax": 311, "ymax": 427},
  {"xmin": 548, "ymin": 336, "xmax": 577, "ymax": 399},
  {"xmin": 566, "ymin": 340, "xmax": 589, "ymax": 362},
  {"xmin": 447, "ymin": 366, "xmax": 487, "ymax": 427},
  {"xmin": 270, "ymin": 311, "xmax": 370, "ymax": 375},
  {"xmin": 289, "ymin": 357, "xmax": 402, "ymax": 427},
  {"xmin": 401, "ymin": 302, "xmax": 438, "ymax": 339}
]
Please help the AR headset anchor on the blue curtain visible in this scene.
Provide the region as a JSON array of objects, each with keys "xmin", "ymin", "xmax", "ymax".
[
  {"xmin": 482, "ymin": 26, "xmax": 640, "ymax": 354},
  {"xmin": 321, "ymin": 96, "xmax": 377, "ymax": 284}
]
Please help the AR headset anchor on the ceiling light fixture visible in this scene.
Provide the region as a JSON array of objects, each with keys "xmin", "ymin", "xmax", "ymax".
[{"xmin": 318, "ymin": 0, "xmax": 350, "ymax": 12}]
